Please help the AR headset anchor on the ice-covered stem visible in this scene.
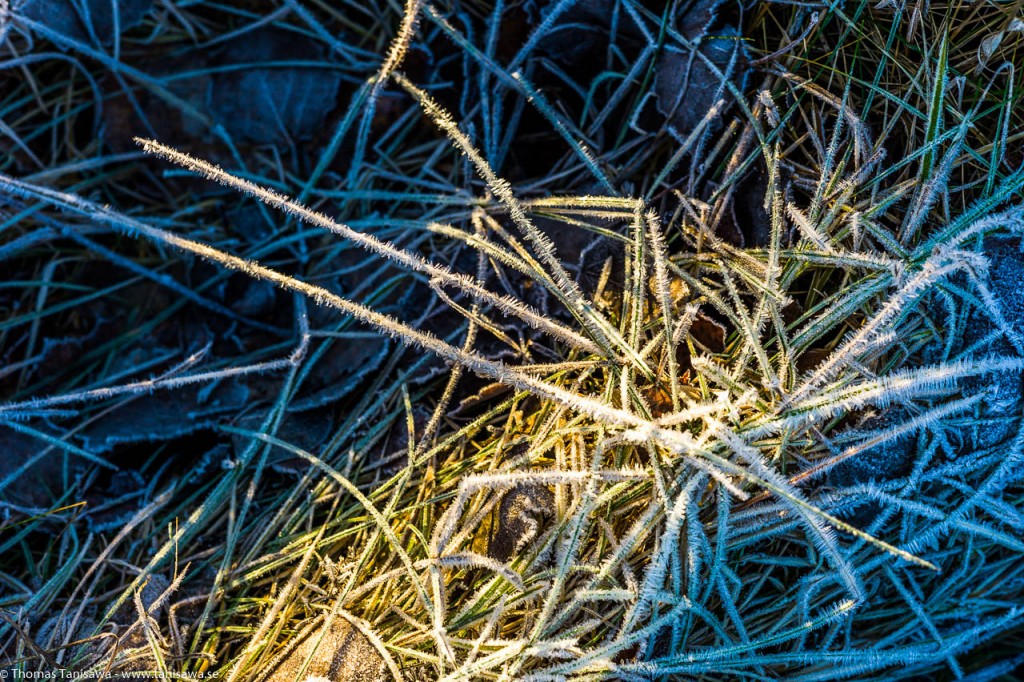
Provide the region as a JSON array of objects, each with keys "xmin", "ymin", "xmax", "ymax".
[
  {"xmin": 646, "ymin": 211, "xmax": 682, "ymax": 411},
  {"xmin": 393, "ymin": 74, "xmax": 653, "ymax": 376},
  {"xmin": 134, "ymin": 138, "xmax": 603, "ymax": 357}
]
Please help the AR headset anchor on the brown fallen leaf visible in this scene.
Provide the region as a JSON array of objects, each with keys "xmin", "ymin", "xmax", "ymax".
[
  {"xmin": 483, "ymin": 485, "xmax": 555, "ymax": 563},
  {"xmin": 796, "ymin": 347, "xmax": 831, "ymax": 375},
  {"xmin": 448, "ymin": 381, "xmax": 512, "ymax": 418},
  {"xmin": 265, "ymin": 615, "xmax": 391, "ymax": 682},
  {"xmin": 691, "ymin": 312, "xmax": 727, "ymax": 353}
]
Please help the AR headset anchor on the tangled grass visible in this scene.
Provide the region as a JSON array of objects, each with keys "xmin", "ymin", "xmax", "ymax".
[{"xmin": 2, "ymin": 0, "xmax": 1024, "ymax": 680}]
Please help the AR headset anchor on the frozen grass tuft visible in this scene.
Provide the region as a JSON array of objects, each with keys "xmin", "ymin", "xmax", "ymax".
[{"xmin": 2, "ymin": 0, "xmax": 1024, "ymax": 680}]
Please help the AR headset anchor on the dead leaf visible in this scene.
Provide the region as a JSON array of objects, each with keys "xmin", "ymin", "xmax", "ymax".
[
  {"xmin": 230, "ymin": 409, "xmax": 333, "ymax": 475},
  {"xmin": 0, "ymin": 423, "xmax": 69, "ymax": 509},
  {"xmin": 78, "ymin": 376, "xmax": 249, "ymax": 452},
  {"xmin": 956, "ymin": 238, "xmax": 1024, "ymax": 449},
  {"xmin": 795, "ymin": 347, "xmax": 831, "ymax": 375},
  {"xmin": 84, "ymin": 469, "xmax": 147, "ymax": 533},
  {"xmin": 449, "ymin": 381, "xmax": 513, "ymax": 417},
  {"xmin": 676, "ymin": 0, "xmax": 726, "ymax": 39},
  {"xmin": 18, "ymin": 0, "xmax": 153, "ymax": 45},
  {"xmin": 484, "ymin": 485, "xmax": 555, "ymax": 563},
  {"xmin": 209, "ymin": 28, "xmax": 344, "ymax": 145},
  {"xmin": 690, "ymin": 312, "xmax": 727, "ymax": 353},
  {"xmin": 291, "ymin": 336, "xmax": 390, "ymax": 411},
  {"xmin": 653, "ymin": 25, "xmax": 750, "ymax": 141},
  {"xmin": 266, "ymin": 616, "xmax": 390, "ymax": 682}
]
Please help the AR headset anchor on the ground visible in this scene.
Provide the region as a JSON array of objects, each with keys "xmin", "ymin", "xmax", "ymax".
[{"xmin": 2, "ymin": 1, "xmax": 1024, "ymax": 680}]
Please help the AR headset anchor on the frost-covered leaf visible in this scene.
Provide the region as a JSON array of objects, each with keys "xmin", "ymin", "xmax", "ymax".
[
  {"xmin": 985, "ymin": 238, "xmax": 1024, "ymax": 325},
  {"xmin": 78, "ymin": 376, "xmax": 249, "ymax": 452},
  {"xmin": 230, "ymin": 410, "xmax": 332, "ymax": 475},
  {"xmin": 83, "ymin": 470, "xmax": 152, "ymax": 533},
  {"xmin": 958, "ymin": 238, "xmax": 1024, "ymax": 448},
  {"xmin": 573, "ymin": 0, "xmax": 722, "ymax": 39},
  {"xmin": 978, "ymin": 32, "xmax": 1004, "ymax": 68},
  {"xmin": 36, "ymin": 613, "xmax": 97, "ymax": 658},
  {"xmin": 653, "ymin": 26, "xmax": 749, "ymax": 140},
  {"xmin": 266, "ymin": 616, "xmax": 389, "ymax": 682},
  {"xmin": 676, "ymin": 0, "xmax": 725, "ymax": 39},
  {"xmin": 829, "ymin": 408, "xmax": 916, "ymax": 490},
  {"xmin": 291, "ymin": 337, "xmax": 390, "ymax": 411},
  {"xmin": 209, "ymin": 28, "xmax": 344, "ymax": 145},
  {"xmin": 31, "ymin": 318, "xmax": 110, "ymax": 381},
  {"xmin": 0, "ymin": 423, "xmax": 69, "ymax": 508},
  {"xmin": 18, "ymin": 0, "xmax": 153, "ymax": 45},
  {"xmin": 233, "ymin": 279, "xmax": 278, "ymax": 318},
  {"xmin": 482, "ymin": 485, "xmax": 554, "ymax": 563},
  {"xmin": 691, "ymin": 311, "xmax": 727, "ymax": 353}
]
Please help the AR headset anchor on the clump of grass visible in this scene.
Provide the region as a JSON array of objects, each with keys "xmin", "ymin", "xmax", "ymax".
[{"xmin": 3, "ymin": 1, "xmax": 1024, "ymax": 680}]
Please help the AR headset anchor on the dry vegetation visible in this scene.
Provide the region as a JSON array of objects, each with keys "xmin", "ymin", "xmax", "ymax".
[{"xmin": 2, "ymin": 0, "xmax": 1024, "ymax": 680}]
